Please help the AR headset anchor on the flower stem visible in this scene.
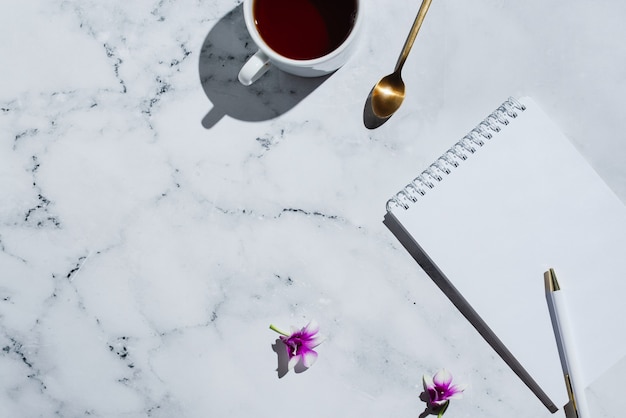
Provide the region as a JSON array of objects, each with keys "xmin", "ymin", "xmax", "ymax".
[
  {"xmin": 269, "ymin": 324, "xmax": 289, "ymax": 336},
  {"xmin": 437, "ymin": 401, "xmax": 450, "ymax": 418}
]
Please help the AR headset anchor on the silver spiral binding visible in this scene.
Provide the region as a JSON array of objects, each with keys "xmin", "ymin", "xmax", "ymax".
[{"xmin": 386, "ymin": 97, "xmax": 526, "ymax": 212}]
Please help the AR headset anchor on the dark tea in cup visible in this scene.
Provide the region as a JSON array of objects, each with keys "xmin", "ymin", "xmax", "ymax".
[
  {"xmin": 238, "ymin": 0, "xmax": 362, "ymax": 85},
  {"xmin": 253, "ymin": 0, "xmax": 358, "ymax": 60}
]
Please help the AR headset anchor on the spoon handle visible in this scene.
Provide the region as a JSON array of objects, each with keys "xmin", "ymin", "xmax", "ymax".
[{"xmin": 395, "ymin": 0, "xmax": 433, "ymax": 72}]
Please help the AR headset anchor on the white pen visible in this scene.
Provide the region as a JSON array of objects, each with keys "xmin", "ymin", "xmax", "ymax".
[{"xmin": 544, "ymin": 268, "xmax": 591, "ymax": 418}]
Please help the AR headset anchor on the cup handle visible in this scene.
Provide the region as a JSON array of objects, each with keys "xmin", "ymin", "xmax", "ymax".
[{"xmin": 238, "ymin": 50, "xmax": 271, "ymax": 86}]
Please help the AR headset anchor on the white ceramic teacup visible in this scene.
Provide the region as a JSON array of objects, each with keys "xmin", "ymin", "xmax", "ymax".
[{"xmin": 238, "ymin": 0, "xmax": 362, "ymax": 86}]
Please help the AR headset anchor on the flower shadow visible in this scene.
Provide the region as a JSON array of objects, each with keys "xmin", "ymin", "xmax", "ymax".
[
  {"xmin": 418, "ymin": 391, "xmax": 442, "ymax": 417},
  {"xmin": 271, "ymin": 339, "xmax": 310, "ymax": 378}
]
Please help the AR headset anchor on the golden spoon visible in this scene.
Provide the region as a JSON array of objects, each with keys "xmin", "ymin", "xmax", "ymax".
[{"xmin": 371, "ymin": 0, "xmax": 433, "ymax": 119}]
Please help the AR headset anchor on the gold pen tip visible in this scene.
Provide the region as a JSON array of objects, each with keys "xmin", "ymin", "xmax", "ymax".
[{"xmin": 544, "ymin": 268, "xmax": 560, "ymax": 291}]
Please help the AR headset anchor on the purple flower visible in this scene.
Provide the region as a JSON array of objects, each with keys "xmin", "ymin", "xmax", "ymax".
[
  {"xmin": 270, "ymin": 321, "xmax": 323, "ymax": 371},
  {"xmin": 422, "ymin": 369, "xmax": 466, "ymax": 415}
]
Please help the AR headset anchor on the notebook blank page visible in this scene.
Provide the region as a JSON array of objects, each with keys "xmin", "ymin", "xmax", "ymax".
[{"xmin": 393, "ymin": 97, "xmax": 626, "ymax": 408}]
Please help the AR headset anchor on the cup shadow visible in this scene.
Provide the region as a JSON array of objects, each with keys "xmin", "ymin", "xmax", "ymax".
[{"xmin": 198, "ymin": 4, "xmax": 331, "ymax": 129}]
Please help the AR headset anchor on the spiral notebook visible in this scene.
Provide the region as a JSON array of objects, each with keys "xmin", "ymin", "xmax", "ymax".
[{"xmin": 384, "ymin": 97, "xmax": 626, "ymax": 413}]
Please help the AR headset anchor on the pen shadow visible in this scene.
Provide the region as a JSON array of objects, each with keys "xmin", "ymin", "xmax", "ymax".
[
  {"xmin": 563, "ymin": 400, "xmax": 577, "ymax": 418},
  {"xmin": 198, "ymin": 4, "xmax": 330, "ymax": 129}
]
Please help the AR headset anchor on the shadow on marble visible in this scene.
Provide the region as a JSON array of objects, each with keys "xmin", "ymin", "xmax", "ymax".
[
  {"xmin": 417, "ymin": 391, "xmax": 443, "ymax": 417},
  {"xmin": 271, "ymin": 339, "xmax": 311, "ymax": 378},
  {"xmin": 199, "ymin": 4, "xmax": 331, "ymax": 129},
  {"xmin": 363, "ymin": 85, "xmax": 392, "ymax": 129},
  {"xmin": 563, "ymin": 401, "xmax": 576, "ymax": 418}
]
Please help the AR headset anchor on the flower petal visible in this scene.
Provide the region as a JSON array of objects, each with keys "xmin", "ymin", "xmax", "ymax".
[
  {"xmin": 447, "ymin": 392, "xmax": 464, "ymax": 401},
  {"xmin": 301, "ymin": 349, "xmax": 318, "ymax": 368},
  {"xmin": 309, "ymin": 335, "xmax": 324, "ymax": 348},
  {"xmin": 433, "ymin": 369, "xmax": 453, "ymax": 387},
  {"xmin": 422, "ymin": 374, "xmax": 434, "ymax": 391},
  {"xmin": 431, "ymin": 399, "xmax": 448, "ymax": 407},
  {"xmin": 273, "ymin": 320, "xmax": 323, "ymax": 371},
  {"xmin": 447, "ymin": 383, "xmax": 467, "ymax": 399},
  {"xmin": 287, "ymin": 354, "xmax": 301, "ymax": 371},
  {"xmin": 304, "ymin": 320, "xmax": 319, "ymax": 335}
]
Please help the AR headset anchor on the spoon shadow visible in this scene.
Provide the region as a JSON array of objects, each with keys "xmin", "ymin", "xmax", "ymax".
[{"xmin": 363, "ymin": 85, "xmax": 393, "ymax": 129}]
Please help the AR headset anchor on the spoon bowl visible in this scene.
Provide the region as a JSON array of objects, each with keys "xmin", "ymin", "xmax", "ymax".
[
  {"xmin": 370, "ymin": 0, "xmax": 432, "ymax": 119},
  {"xmin": 371, "ymin": 71, "xmax": 406, "ymax": 119}
]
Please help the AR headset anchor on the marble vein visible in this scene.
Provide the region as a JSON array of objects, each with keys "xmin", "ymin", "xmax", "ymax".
[{"xmin": 2, "ymin": 0, "xmax": 626, "ymax": 417}]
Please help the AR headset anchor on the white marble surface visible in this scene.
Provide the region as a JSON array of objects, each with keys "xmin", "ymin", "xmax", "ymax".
[{"xmin": 1, "ymin": 0, "xmax": 625, "ymax": 417}]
